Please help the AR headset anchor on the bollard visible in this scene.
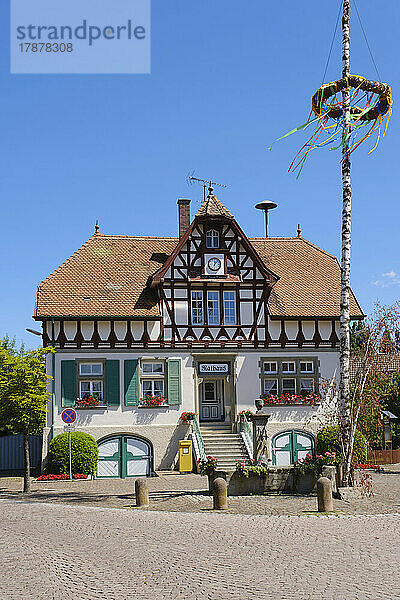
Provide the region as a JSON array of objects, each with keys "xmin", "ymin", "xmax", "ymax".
[
  {"xmin": 317, "ymin": 476, "xmax": 334, "ymax": 512},
  {"xmin": 135, "ymin": 478, "xmax": 149, "ymax": 508},
  {"xmin": 212, "ymin": 477, "xmax": 228, "ymax": 510}
]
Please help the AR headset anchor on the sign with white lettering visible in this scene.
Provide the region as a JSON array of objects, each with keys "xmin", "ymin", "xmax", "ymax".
[{"xmin": 198, "ymin": 363, "xmax": 230, "ymax": 375}]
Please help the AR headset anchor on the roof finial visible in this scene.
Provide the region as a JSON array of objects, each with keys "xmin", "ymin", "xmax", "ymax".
[
  {"xmin": 95, "ymin": 219, "xmax": 99, "ymax": 234},
  {"xmin": 208, "ymin": 183, "xmax": 214, "ymax": 197},
  {"xmin": 297, "ymin": 223, "xmax": 301, "ymax": 237}
]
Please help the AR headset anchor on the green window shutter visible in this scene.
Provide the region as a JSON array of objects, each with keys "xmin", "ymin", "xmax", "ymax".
[
  {"xmin": 167, "ymin": 359, "xmax": 181, "ymax": 405},
  {"xmin": 124, "ymin": 359, "xmax": 139, "ymax": 406},
  {"xmin": 105, "ymin": 360, "xmax": 120, "ymax": 405},
  {"xmin": 61, "ymin": 360, "xmax": 76, "ymax": 407}
]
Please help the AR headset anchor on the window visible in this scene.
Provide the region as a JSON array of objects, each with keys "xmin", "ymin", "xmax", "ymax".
[
  {"xmin": 282, "ymin": 378, "xmax": 296, "ymax": 394},
  {"xmin": 300, "ymin": 378, "xmax": 314, "ymax": 395},
  {"xmin": 207, "ymin": 291, "xmax": 220, "ymax": 325},
  {"xmin": 260, "ymin": 358, "xmax": 319, "ymax": 398},
  {"xmin": 223, "ymin": 291, "xmax": 236, "ymax": 325},
  {"xmin": 263, "ymin": 379, "xmax": 278, "ymax": 395},
  {"xmin": 141, "ymin": 361, "xmax": 166, "ymax": 399},
  {"xmin": 80, "ymin": 363, "xmax": 103, "ymax": 376},
  {"xmin": 191, "ymin": 290, "xmax": 204, "ymax": 325},
  {"xmin": 80, "ymin": 380, "xmax": 103, "ymax": 400},
  {"xmin": 78, "ymin": 362, "xmax": 104, "ymax": 401},
  {"xmin": 264, "ymin": 361, "xmax": 278, "ymax": 374},
  {"xmin": 206, "ymin": 229, "xmax": 219, "ymax": 249},
  {"xmin": 142, "ymin": 362, "xmax": 164, "ymax": 374},
  {"xmin": 142, "ymin": 380, "xmax": 164, "ymax": 397}
]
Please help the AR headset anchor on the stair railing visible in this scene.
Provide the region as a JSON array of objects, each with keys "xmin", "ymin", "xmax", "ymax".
[
  {"xmin": 191, "ymin": 415, "xmax": 206, "ymax": 465},
  {"xmin": 239, "ymin": 413, "xmax": 253, "ymax": 460}
]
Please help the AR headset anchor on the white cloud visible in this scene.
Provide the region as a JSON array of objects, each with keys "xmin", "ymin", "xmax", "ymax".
[{"xmin": 371, "ymin": 270, "xmax": 400, "ymax": 287}]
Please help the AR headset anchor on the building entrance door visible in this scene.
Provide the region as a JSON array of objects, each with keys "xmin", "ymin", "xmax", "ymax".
[
  {"xmin": 97, "ymin": 436, "xmax": 152, "ymax": 478},
  {"xmin": 199, "ymin": 380, "xmax": 224, "ymax": 422}
]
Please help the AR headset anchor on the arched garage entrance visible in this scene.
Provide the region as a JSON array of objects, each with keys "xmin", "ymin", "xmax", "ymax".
[
  {"xmin": 97, "ymin": 435, "xmax": 153, "ymax": 478},
  {"xmin": 272, "ymin": 430, "xmax": 315, "ymax": 466}
]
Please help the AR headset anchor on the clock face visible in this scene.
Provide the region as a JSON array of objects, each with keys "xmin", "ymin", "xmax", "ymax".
[{"xmin": 208, "ymin": 257, "xmax": 221, "ymax": 272}]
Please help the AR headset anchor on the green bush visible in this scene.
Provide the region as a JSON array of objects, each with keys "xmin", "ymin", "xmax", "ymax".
[
  {"xmin": 317, "ymin": 425, "xmax": 367, "ymax": 463},
  {"xmin": 47, "ymin": 432, "xmax": 99, "ymax": 476}
]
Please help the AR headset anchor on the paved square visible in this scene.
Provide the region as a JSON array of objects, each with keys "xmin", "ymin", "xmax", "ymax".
[{"xmin": 1, "ymin": 498, "xmax": 399, "ymax": 599}]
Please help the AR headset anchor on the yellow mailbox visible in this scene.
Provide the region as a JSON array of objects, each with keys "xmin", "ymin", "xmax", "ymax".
[{"xmin": 178, "ymin": 440, "xmax": 193, "ymax": 473}]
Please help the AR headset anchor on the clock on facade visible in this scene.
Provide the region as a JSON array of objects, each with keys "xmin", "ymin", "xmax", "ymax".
[{"xmin": 207, "ymin": 257, "xmax": 222, "ymax": 272}]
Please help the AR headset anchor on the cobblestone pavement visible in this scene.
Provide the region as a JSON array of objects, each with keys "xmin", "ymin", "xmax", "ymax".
[
  {"xmin": 0, "ymin": 498, "xmax": 399, "ymax": 600},
  {"xmin": 1, "ymin": 465, "xmax": 400, "ymax": 515}
]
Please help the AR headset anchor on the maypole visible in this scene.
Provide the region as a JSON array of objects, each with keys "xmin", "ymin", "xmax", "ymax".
[{"xmin": 339, "ymin": 0, "xmax": 353, "ymax": 486}]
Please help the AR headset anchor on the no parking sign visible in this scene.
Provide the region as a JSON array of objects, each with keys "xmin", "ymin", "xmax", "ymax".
[{"xmin": 61, "ymin": 409, "xmax": 77, "ymax": 480}]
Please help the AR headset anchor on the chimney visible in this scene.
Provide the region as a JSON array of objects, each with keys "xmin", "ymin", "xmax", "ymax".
[{"xmin": 177, "ymin": 198, "xmax": 191, "ymax": 238}]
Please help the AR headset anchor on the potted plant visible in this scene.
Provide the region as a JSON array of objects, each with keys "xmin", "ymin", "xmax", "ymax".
[
  {"xmin": 294, "ymin": 451, "xmax": 341, "ymax": 493},
  {"xmin": 180, "ymin": 411, "xmax": 196, "ymax": 423},
  {"xmin": 76, "ymin": 395, "xmax": 100, "ymax": 408},
  {"xmin": 139, "ymin": 395, "xmax": 168, "ymax": 407}
]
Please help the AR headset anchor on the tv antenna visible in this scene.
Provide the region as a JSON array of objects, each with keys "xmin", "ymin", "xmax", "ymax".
[{"xmin": 187, "ymin": 172, "xmax": 227, "ymax": 202}]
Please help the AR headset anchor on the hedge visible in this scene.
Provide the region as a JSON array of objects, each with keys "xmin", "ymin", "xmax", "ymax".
[
  {"xmin": 317, "ymin": 425, "xmax": 368, "ymax": 463},
  {"xmin": 46, "ymin": 432, "xmax": 99, "ymax": 476}
]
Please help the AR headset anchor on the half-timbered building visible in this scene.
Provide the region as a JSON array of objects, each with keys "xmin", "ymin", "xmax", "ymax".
[{"xmin": 34, "ymin": 190, "xmax": 363, "ymax": 476}]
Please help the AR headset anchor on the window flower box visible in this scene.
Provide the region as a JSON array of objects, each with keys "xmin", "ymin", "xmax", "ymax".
[
  {"xmin": 75, "ymin": 396, "xmax": 107, "ymax": 410},
  {"xmin": 260, "ymin": 393, "xmax": 321, "ymax": 407},
  {"xmin": 139, "ymin": 395, "xmax": 169, "ymax": 408}
]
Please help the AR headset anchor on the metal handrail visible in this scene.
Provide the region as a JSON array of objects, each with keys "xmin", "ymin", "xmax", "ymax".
[
  {"xmin": 191, "ymin": 415, "xmax": 206, "ymax": 462},
  {"xmin": 239, "ymin": 413, "xmax": 253, "ymax": 459}
]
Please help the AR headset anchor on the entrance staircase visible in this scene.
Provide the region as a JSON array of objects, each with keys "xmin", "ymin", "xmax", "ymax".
[{"xmin": 200, "ymin": 423, "xmax": 250, "ymax": 471}]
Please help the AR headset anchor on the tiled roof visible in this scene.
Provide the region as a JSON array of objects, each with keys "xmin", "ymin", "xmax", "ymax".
[
  {"xmin": 34, "ymin": 233, "xmax": 364, "ymax": 320},
  {"xmin": 251, "ymin": 237, "xmax": 364, "ymax": 319},
  {"xmin": 195, "ymin": 195, "xmax": 234, "ymax": 219},
  {"xmin": 35, "ymin": 235, "xmax": 177, "ymax": 318}
]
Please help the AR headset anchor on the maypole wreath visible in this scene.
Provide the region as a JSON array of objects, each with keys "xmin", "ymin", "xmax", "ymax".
[{"xmin": 269, "ymin": 74, "xmax": 392, "ymax": 177}]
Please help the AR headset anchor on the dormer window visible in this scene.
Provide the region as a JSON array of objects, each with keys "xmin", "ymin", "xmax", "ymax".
[{"xmin": 206, "ymin": 229, "xmax": 219, "ymax": 249}]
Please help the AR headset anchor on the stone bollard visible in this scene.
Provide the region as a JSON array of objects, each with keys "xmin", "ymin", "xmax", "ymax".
[
  {"xmin": 317, "ymin": 476, "xmax": 334, "ymax": 512},
  {"xmin": 213, "ymin": 477, "xmax": 228, "ymax": 510},
  {"xmin": 135, "ymin": 478, "xmax": 149, "ymax": 508}
]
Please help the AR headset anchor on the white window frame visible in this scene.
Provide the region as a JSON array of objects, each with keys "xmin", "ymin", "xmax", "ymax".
[
  {"xmin": 261, "ymin": 358, "xmax": 319, "ymax": 397},
  {"xmin": 79, "ymin": 380, "xmax": 103, "ymax": 399},
  {"xmin": 79, "ymin": 362, "xmax": 103, "ymax": 376},
  {"xmin": 300, "ymin": 361, "xmax": 314, "ymax": 374},
  {"xmin": 141, "ymin": 360, "xmax": 166, "ymax": 399},
  {"xmin": 263, "ymin": 361, "xmax": 278, "ymax": 374},
  {"xmin": 142, "ymin": 379, "xmax": 165, "ymax": 397},
  {"xmin": 191, "ymin": 290, "xmax": 204, "ymax": 325},
  {"xmin": 282, "ymin": 361, "xmax": 296, "ymax": 374},
  {"xmin": 282, "ymin": 378, "xmax": 296, "ymax": 394},
  {"xmin": 207, "ymin": 291, "xmax": 220, "ymax": 325},
  {"xmin": 223, "ymin": 290, "xmax": 236, "ymax": 325},
  {"xmin": 206, "ymin": 229, "xmax": 219, "ymax": 249},
  {"xmin": 300, "ymin": 378, "xmax": 315, "ymax": 394},
  {"xmin": 263, "ymin": 379, "xmax": 278, "ymax": 395},
  {"xmin": 142, "ymin": 362, "xmax": 164, "ymax": 374}
]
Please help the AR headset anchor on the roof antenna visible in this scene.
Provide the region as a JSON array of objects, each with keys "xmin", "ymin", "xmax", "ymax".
[
  {"xmin": 255, "ymin": 200, "xmax": 277, "ymax": 237},
  {"xmin": 187, "ymin": 172, "xmax": 227, "ymax": 203},
  {"xmin": 95, "ymin": 219, "xmax": 99, "ymax": 234}
]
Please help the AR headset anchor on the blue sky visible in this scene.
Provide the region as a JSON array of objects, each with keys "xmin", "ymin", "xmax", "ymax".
[{"xmin": 0, "ymin": 0, "xmax": 399, "ymax": 348}]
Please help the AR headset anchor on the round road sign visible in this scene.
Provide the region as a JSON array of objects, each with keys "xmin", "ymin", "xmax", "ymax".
[{"xmin": 61, "ymin": 408, "xmax": 77, "ymax": 424}]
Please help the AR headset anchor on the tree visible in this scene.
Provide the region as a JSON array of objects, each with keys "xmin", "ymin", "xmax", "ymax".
[
  {"xmin": 345, "ymin": 303, "xmax": 400, "ymax": 480},
  {"xmin": 0, "ymin": 342, "xmax": 54, "ymax": 493}
]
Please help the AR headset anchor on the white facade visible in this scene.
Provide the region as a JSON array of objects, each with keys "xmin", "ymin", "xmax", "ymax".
[{"xmin": 43, "ymin": 347, "xmax": 339, "ymax": 470}]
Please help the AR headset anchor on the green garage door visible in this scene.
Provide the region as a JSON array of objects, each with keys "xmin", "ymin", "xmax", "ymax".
[
  {"xmin": 97, "ymin": 436, "xmax": 152, "ymax": 478},
  {"xmin": 272, "ymin": 430, "xmax": 314, "ymax": 466}
]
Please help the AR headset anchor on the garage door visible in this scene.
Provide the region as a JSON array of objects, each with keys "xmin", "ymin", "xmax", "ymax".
[
  {"xmin": 272, "ymin": 430, "xmax": 314, "ymax": 466},
  {"xmin": 97, "ymin": 436, "xmax": 152, "ymax": 478}
]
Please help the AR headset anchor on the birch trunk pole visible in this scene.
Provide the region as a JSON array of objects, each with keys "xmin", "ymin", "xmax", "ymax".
[{"xmin": 339, "ymin": 0, "xmax": 353, "ymax": 485}]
